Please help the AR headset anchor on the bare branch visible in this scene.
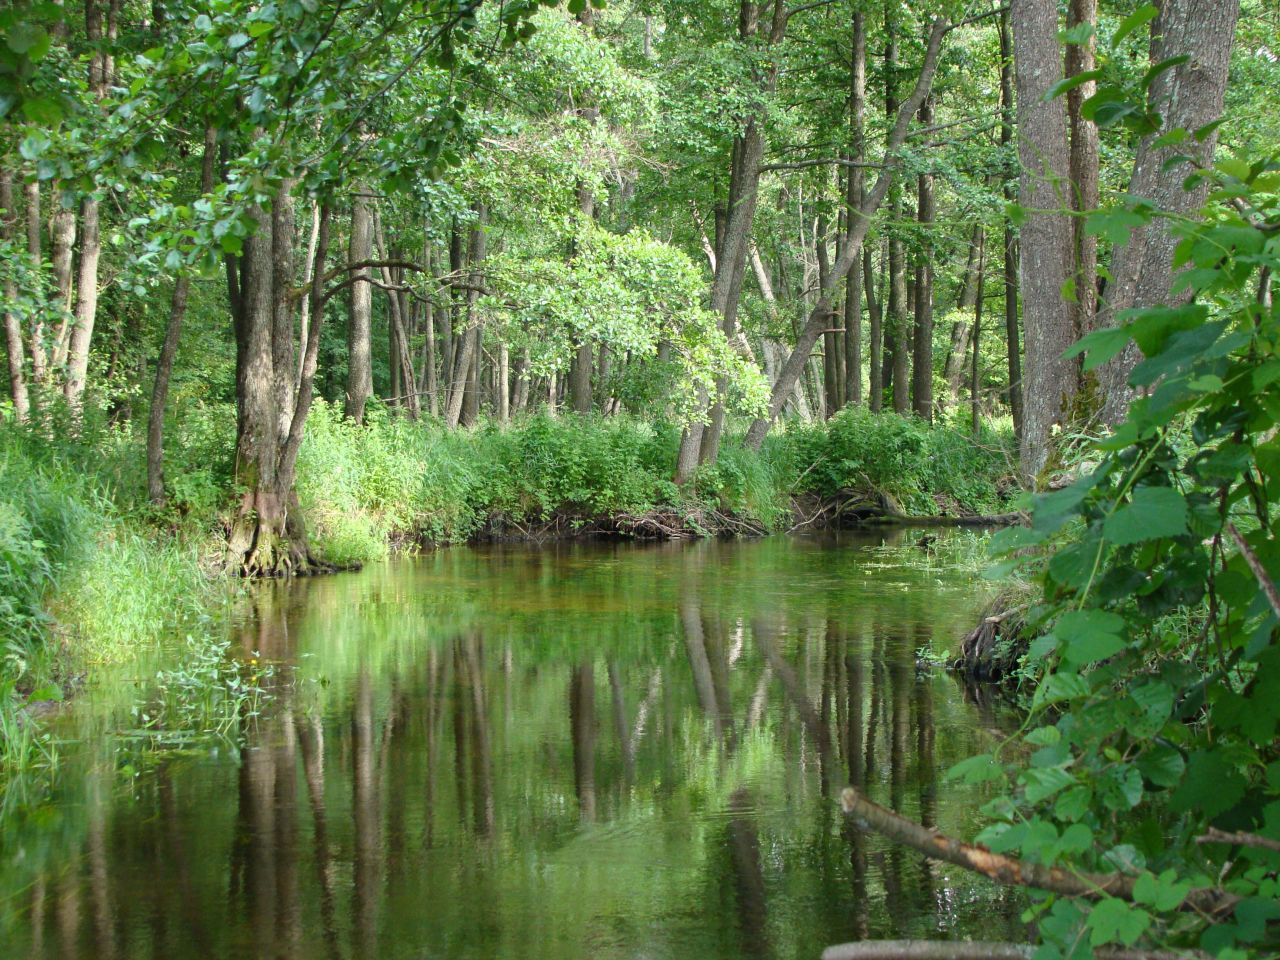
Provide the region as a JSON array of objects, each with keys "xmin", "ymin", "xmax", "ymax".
[
  {"xmin": 1226, "ymin": 523, "xmax": 1280, "ymax": 620},
  {"xmin": 839, "ymin": 787, "xmax": 1238, "ymax": 916}
]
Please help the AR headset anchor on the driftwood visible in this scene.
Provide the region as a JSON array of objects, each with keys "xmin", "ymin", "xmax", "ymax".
[
  {"xmin": 822, "ymin": 942, "xmax": 1209, "ymax": 960},
  {"xmin": 839, "ymin": 787, "xmax": 1239, "ymax": 916}
]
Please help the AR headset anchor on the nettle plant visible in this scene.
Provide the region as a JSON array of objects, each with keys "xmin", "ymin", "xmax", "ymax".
[{"xmin": 962, "ymin": 102, "xmax": 1280, "ymax": 960}]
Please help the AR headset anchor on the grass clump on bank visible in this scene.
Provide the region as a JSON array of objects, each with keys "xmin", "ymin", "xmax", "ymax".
[{"xmin": 0, "ymin": 437, "xmax": 216, "ymax": 781}]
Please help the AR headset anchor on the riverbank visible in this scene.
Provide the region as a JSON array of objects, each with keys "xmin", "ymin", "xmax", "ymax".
[{"xmin": 0, "ymin": 404, "xmax": 1016, "ymax": 782}]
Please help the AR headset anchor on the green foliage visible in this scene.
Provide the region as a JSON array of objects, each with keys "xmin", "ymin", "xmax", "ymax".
[
  {"xmin": 783, "ymin": 407, "xmax": 1014, "ymax": 515},
  {"xmin": 974, "ymin": 147, "xmax": 1280, "ymax": 955}
]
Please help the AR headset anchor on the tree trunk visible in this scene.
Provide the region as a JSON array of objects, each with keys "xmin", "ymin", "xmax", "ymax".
[
  {"xmin": 743, "ymin": 16, "xmax": 950, "ymax": 449},
  {"xmin": 1097, "ymin": 0, "xmax": 1240, "ymax": 423},
  {"xmin": 971, "ymin": 236, "xmax": 987, "ymax": 434},
  {"xmin": 147, "ymin": 124, "xmax": 216, "ymax": 504},
  {"xmin": 1000, "ymin": 7, "xmax": 1024, "ymax": 441},
  {"xmin": 343, "ymin": 187, "xmax": 374, "ymax": 422},
  {"xmin": 1, "ymin": 171, "xmax": 29, "ymax": 422},
  {"xmin": 686, "ymin": 0, "xmax": 789, "ymax": 472},
  {"xmin": 866, "ymin": 245, "xmax": 883, "ymax": 412},
  {"xmin": 911, "ymin": 95, "xmax": 935, "ymax": 421},
  {"xmin": 942, "ymin": 225, "xmax": 984, "ymax": 406},
  {"xmin": 843, "ymin": 14, "xmax": 866, "ymax": 408},
  {"xmin": 1012, "ymin": 0, "xmax": 1075, "ymax": 480}
]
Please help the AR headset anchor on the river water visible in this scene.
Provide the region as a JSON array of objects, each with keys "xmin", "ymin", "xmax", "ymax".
[{"xmin": 3, "ymin": 531, "xmax": 1024, "ymax": 959}]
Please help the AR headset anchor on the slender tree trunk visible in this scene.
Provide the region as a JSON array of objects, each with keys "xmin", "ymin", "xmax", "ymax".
[
  {"xmin": 866, "ymin": 245, "xmax": 883, "ymax": 412},
  {"xmin": 911, "ymin": 95, "xmax": 935, "ymax": 421},
  {"xmin": 1097, "ymin": 0, "xmax": 1240, "ymax": 423},
  {"xmin": 942, "ymin": 225, "xmax": 984, "ymax": 405},
  {"xmin": 446, "ymin": 210, "xmax": 485, "ymax": 429},
  {"xmin": 743, "ymin": 16, "xmax": 949, "ymax": 449},
  {"xmin": 295, "ymin": 199, "xmax": 321, "ymax": 392},
  {"xmin": 819, "ymin": 215, "xmax": 839, "ymax": 418},
  {"xmin": 343, "ymin": 187, "xmax": 374, "ymax": 422},
  {"xmin": 460, "ymin": 211, "xmax": 485, "ymax": 427},
  {"xmin": 1, "ymin": 172, "xmax": 29, "ymax": 421},
  {"xmin": 147, "ymin": 124, "xmax": 216, "ymax": 504},
  {"xmin": 843, "ymin": 15, "xmax": 866, "ymax": 408},
  {"xmin": 971, "ymin": 237, "xmax": 987, "ymax": 434},
  {"xmin": 1000, "ymin": 8, "xmax": 1024, "ymax": 441},
  {"xmin": 24, "ymin": 180, "xmax": 47, "ymax": 386},
  {"xmin": 1012, "ymin": 0, "xmax": 1076, "ymax": 479},
  {"xmin": 63, "ymin": 0, "xmax": 112, "ymax": 409}
]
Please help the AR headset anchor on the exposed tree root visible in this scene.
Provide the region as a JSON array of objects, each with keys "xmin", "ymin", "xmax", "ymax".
[{"xmin": 225, "ymin": 488, "xmax": 340, "ymax": 578}]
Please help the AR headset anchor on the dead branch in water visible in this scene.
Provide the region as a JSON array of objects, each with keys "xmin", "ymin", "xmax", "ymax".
[{"xmin": 838, "ymin": 788, "xmax": 1238, "ymax": 916}]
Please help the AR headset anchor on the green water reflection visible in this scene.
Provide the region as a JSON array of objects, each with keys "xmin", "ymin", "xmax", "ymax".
[{"xmin": 6, "ymin": 531, "xmax": 1025, "ymax": 959}]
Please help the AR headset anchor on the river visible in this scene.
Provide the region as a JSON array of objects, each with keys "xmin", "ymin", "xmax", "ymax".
[{"xmin": 3, "ymin": 530, "xmax": 1024, "ymax": 959}]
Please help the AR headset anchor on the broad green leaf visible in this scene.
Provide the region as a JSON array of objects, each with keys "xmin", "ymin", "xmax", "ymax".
[{"xmin": 1103, "ymin": 487, "xmax": 1187, "ymax": 546}]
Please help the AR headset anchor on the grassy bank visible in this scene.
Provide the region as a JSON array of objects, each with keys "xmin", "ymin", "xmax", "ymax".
[{"xmin": 0, "ymin": 403, "xmax": 1015, "ymax": 784}]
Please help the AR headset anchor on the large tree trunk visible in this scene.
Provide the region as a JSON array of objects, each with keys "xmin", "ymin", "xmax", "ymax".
[
  {"xmin": 227, "ymin": 196, "xmax": 333, "ymax": 578},
  {"xmin": 1, "ymin": 171, "xmax": 29, "ymax": 422},
  {"xmin": 343, "ymin": 187, "xmax": 374, "ymax": 422},
  {"xmin": 743, "ymin": 16, "xmax": 949, "ymax": 449},
  {"xmin": 1000, "ymin": 7, "xmax": 1024, "ymax": 442},
  {"xmin": 1097, "ymin": 0, "xmax": 1239, "ymax": 424},
  {"xmin": 911, "ymin": 95, "xmax": 935, "ymax": 422},
  {"xmin": 147, "ymin": 124, "xmax": 217, "ymax": 504},
  {"xmin": 1012, "ymin": 0, "xmax": 1075, "ymax": 480}
]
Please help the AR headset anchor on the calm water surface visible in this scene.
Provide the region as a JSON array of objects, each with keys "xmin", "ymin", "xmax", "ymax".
[{"xmin": 4, "ymin": 531, "xmax": 1024, "ymax": 959}]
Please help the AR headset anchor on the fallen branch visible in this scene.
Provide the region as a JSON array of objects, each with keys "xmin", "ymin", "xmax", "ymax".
[
  {"xmin": 822, "ymin": 942, "xmax": 1208, "ymax": 960},
  {"xmin": 839, "ymin": 788, "xmax": 1238, "ymax": 916}
]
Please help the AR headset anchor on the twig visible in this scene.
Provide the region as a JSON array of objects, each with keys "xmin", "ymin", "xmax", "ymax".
[
  {"xmin": 1196, "ymin": 827, "xmax": 1280, "ymax": 854},
  {"xmin": 1226, "ymin": 523, "xmax": 1280, "ymax": 620},
  {"xmin": 839, "ymin": 788, "xmax": 1238, "ymax": 916}
]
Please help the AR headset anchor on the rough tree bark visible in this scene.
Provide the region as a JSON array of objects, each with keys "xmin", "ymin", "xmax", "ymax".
[
  {"xmin": 1097, "ymin": 0, "xmax": 1240, "ymax": 424},
  {"xmin": 1012, "ymin": 0, "xmax": 1075, "ymax": 480},
  {"xmin": 743, "ymin": 15, "xmax": 950, "ymax": 449},
  {"xmin": 225, "ymin": 198, "xmax": 334, "ymax": 577}
]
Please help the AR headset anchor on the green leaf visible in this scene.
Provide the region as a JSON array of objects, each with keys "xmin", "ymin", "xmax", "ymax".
[
  {"xmin": 1045, "ymin": 70, "xmax": 1104, "ymax": 102},
  {"xmin": 1023, "ymin": 767, "xmax": 1077, "ymax": 804},
  {"xmin": 1064, "ymin": 325, "xmax": 1131, "ymax": 372},
  {"xmin": 1136, "ymin": 744, "xmax": 1183, "ymax": 787},
  {"xmin": 1134, "ymin": 869, "xmax": 1191, "ymax": 911},
  {"xmin": 1141, "ymin": 55, "xmax": 1189, "ymax": 91},
  {"xmin": 1103, "ymin": 487, "xmax": 1188, "ymax": 546},
  {"xmin": 1111, "ymin": 5, "xmax": 1159, "ymax": 50},
  {"xmin": 1089, "ymin": 897, "xmax": 1152, "ymax": 946}
]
